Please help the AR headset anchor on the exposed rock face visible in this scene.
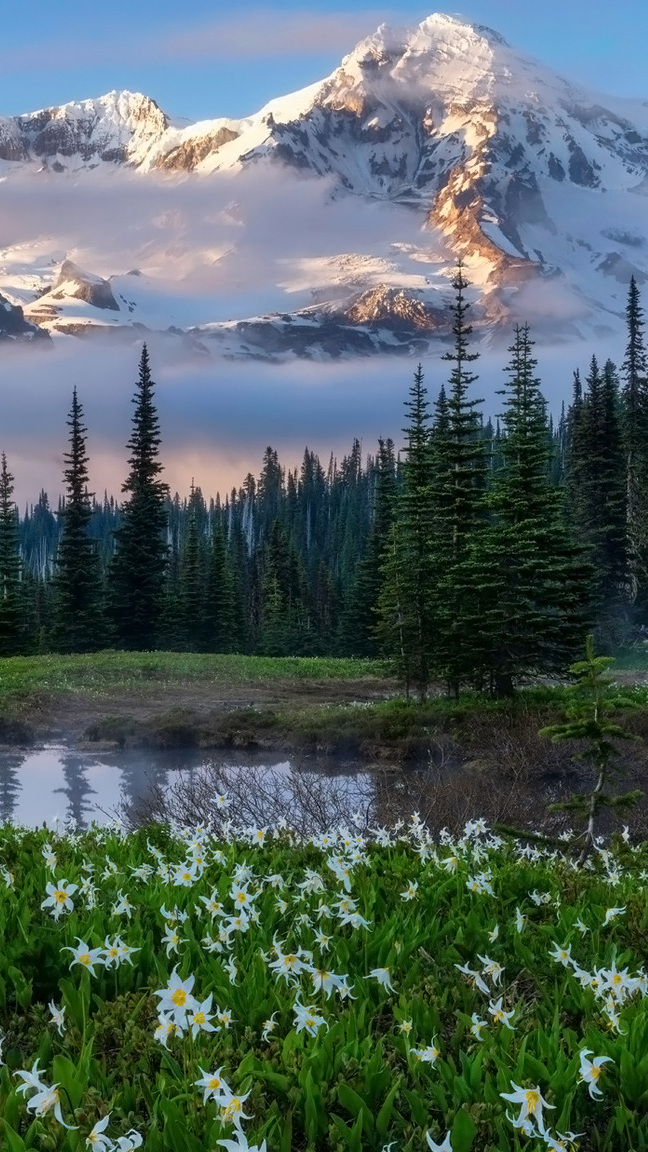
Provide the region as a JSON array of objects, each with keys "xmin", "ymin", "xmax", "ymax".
[
  {"xmin": 2, "ymin": 13, "xmax": 648, "ymax": 357},
  {"xmin": 342, "ymin": 285, "xmax": 444, "ymax": 330},
  {"xmin": 157, "ymin": 126, "xmax": 240, "ymax": 171},
  {"xmin": 12, "ymin": 92, "xmax": 170, "ymax": 169},
  {"xmin": 0, "ymin": 294, "xmax": 50, "ymax": 343}
]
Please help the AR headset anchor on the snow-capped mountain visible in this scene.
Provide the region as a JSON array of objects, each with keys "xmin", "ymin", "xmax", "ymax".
[{"xmin": 2, "ymin": 13, "xmax": 648, "ymax": 358}]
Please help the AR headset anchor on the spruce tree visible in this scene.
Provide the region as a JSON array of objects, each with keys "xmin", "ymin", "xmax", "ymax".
[
  {"xmin": 109, "ymin": 345, "xmax": 169, "ymax": 650},
  {"xmin": 432, "ymin": 266, "xmax": 488, "ymax": 693},
  {"xmin": 203, "ymin": 521, "xmax": 238, "ymax": 652},
  {"xmin": 179, "ymin": 483, "xmax": 206, "ymax": 651},
  {"xmin": 0, "ymin": 454, "xmax": 24, "ymax": 655},
  {"xmin": 621, "ymin": 276, "xmax": 648, "ymax": 615},
  {"xmin": 468, "ymin": 324, "xmax": 593, "ymax": 694},
  {"xmin": 376, "ymin": 366, "xmax": 435, "ymax": 698},
  {"xmin": 51, "ymin": 388, "xmax": 104, "ymax": 652},
  {"xmin": 339, "ymin": 437, "xmax": 397, "ymax": 656}
]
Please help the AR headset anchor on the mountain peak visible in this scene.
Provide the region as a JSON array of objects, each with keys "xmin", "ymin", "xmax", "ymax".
[{"xmin": 417, "ymin": 13, "xmax": 508, "ymax": 48}]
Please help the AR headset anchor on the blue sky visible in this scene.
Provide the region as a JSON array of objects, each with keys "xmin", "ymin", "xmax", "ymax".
[{"xmin": 1, "ymin": 1, "xmax": 647, "ymax": 121}]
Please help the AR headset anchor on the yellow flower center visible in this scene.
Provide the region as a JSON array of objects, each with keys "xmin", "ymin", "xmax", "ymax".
[
  {"xmin": 209, "ymin": 1077, "xmax": 221, "ymax": 1089},
  {"xmin": 171, "ymin": 989, "xmax": 187, "ymax": 1006},
  {"xmin": 194, "ymin": 1012, "xmax": 206, "ymax": 1024},
  {"xmin": 526, "ymin": 1090, "xmax": 540, "ymax": 1113},
  {"xmin": 80, "ymin": 953, "xmax": 91, "ymax": 965},
  {"xmin": 612, "ymin": 974, "xmax": 622, "ymax": 984},
  {"xmin": 55, "ymin": 890, "xmax": 68, "ymax": 903},
  {"xmin": 285, "ymin": 954, "xmax": 297, "ymax": 967},
  {"xmin": 591, "ymin": 1065, "xmax": 601, "ymax": 1080}
]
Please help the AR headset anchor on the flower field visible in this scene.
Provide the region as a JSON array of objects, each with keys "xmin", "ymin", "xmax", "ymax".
[{"xmin": 1, "ymin": 814, "xmax": 648, "ymax": 1152}]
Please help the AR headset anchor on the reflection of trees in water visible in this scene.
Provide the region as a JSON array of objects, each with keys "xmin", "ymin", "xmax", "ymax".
[
  {"xmin": 110, "ymin": 751, "xmax": 177, "ymax": 818},
  {"xmin": 54, "ymin": 753, "xmax": 98, "ymax": 828},
  {"xmin": 0, "ymin": 752, "xmax": 25, "ymax": 824}
]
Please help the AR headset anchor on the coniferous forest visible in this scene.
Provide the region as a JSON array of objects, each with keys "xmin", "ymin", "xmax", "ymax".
[{"xmin": 2, "ymin": 270, "xmax": 648, "ymax": 698}]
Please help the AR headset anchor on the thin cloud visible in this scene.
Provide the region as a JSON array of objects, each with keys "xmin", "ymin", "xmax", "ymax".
[{"xmin": 0, "ymin": 10, "xmax": 397, "ymax": 75}]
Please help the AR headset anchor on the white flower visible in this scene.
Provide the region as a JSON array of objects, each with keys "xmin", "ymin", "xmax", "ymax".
[
  {"xmin": 500, "ymin": 1082, "xmax": 554, "ymax": 1135},
  {"xmin": 368, "ymin": 967, "xmax": 396, "ymax": 992},
  {"xmin": 293, "ymin": 999, "xmax": 327, "ymax": 1036},
  {"xmin": 219, "ymin": 1086, "xmax": 252, "ymax": 1131},
  {"xmin": 154, "ymin": 966, "xmax": 199, "ymax": 1025},
  {"xmin": 487, "ymin": 923, "xmax": 499, "ymax": 942},
  {"xmin": 602, "ymin": 906, "xmax": 625, "ymax": 926},
  {"xmin": 195, "ymin": 1065, "xmax": 229, "ymax": 1106},
  {"xmin": 400, "ymin": 880, "xmax": 418, "ymax": 901},
  {"xmin": 154, "ymin": 1013, "xmax": 182, "ymax": 1048},
  {"xmin": 41, "ymin": 879, "xmax": 78, "ymax": 920},
  {"xmin": 411, "ymin": 1038, "xmax": 440, "ymax": 1065},
  {"xmin": 488, "ymin": 997, "xmax": 515, "ymax": 1029},
  {"xmin": 477, "ymin": 954, "xmax": 504, "ymax": 985},
  {"xmin": 187, "ymin": 994, "xmax": 217, "ymax": 1038},
  {"xmin": 86, "ymin": 1113, "xmax": 114, "ymax": 1150},
  {"xmin": 578, "ymin": 1049, "xmax": 612, "ymax": 1099},
  {"xmin": 15, "ymin": 1059, "xmax": 48, "ymax": 1096},
  {"xmin": 114, "ymin": 1132, "xmax": 144, "ymax": 1151},
  {"xmin": 217, "ymin": 1135, "xmax": 267, "ymax": 1152},
  {"xmin": 162, "ymin": 923, "xmax": 184, "ymax": 956},
  {"xmin": 48, "ymin": 1000, "xmax": 66, "ymax": 1036},
  {"xmin": 63, "ymin": 938, "xmax": 105, "ymax": 977},
  {"xmin": 549, "ymin": 943, "xmax": 573, "ymax": 967},
  {"xmin": 24, "ymin": 1080, "xmax": 78, "ymax": 1129},
  {"xmin": 112, "ymin": 890, "xmax": 133, "ymax": 919},
  {"xmin": 455, "ymin": 963, "xmax": 490, "ymax": 996},
  {"xmin": 426, "ymin": 1131, "xmax": 452, "ymax": 1152},
  {"xmin": 261, "ymin": 1012, "xmax": 278, "ymax": 1041},
  {"xmin": 470, "ymin": 1013, "xmax": 487, "ymax": 1040}
]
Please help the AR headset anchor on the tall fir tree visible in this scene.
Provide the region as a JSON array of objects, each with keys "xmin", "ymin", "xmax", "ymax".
[
  {"xmin": 467, "ymin": 324, "xmax": 593, "ymax": 694},
  {"xmin": 179, "ymin": 483, "xmax": 207, "ymax": 651},
  {"xmin": 109, "ymin": 345, "xmax": 169, "ymax": 650},
  {"xmin": 376, "ymin": 366, "xmax": 435, "ymax": 698},
  {"xmin": 51, "ymin": 388, "xmax": 105, "ymax": 652},
  {"xmin": 432, "ymin": 265, "xmax": 488, "ymax": 694},
  {"xmin": 203, "ymin": 520, "xmax": 238, "ymax": 652},
  {"xmin": 0, "ymin": 454, "xmax": 24, "ymax": 655},
  {"xmin": 339, "ymin": 437, "xmax": 397, "ymax": 656},
  {"xmin": 621, "ymin": 276, "xmax": 648, "ymax": 616}
]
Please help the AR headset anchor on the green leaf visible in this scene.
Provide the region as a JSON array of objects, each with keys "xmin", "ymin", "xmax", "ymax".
[{"xmin": 451, "ymin": 1108, "xmax": 478, "ymax": 1152}]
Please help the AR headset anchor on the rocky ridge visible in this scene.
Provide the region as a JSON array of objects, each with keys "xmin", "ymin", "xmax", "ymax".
[{"xmin": 1, "ymin": 14, "xmax": 648, "ymax": 357}]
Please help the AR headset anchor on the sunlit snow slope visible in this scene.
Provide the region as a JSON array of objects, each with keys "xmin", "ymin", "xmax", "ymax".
[{"xmin": 1, "ymin": 13, "xmax": 648, "ymax": 358}]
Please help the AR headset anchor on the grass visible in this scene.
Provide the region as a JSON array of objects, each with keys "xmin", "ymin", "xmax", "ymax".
[{"xmin": 0, "ymin": 651, "xmax": 386, "ymax": 701}]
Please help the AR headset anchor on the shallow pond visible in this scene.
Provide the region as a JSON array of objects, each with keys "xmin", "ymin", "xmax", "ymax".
[{"xmin": 0, "ymin": 745, "xmax": 375, "ymax": 828}]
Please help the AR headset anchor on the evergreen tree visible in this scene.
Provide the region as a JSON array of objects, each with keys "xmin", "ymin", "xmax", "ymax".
[
  {"xmin": 339, "ymin": 437, "xmax": 396, "ymax": 656},
  {"xmin": 621, "ymin": 276, "xmax": 648, "ymax": 615},
  {"xmin": 376, "ymin": 367, "xmax": 435, "ymax": 698},
  {"xmin": 203, "ymin": 521, "xmax": 238, "ymax": 652},
  {"xmin": 433, "ymin": 266, "xmax": 488, "ymax": 693},
  {"xmin": 467, "ymin": 324, "xmax": 593, "ymax": 694},
  {"xmin": 179, "ymin": 483, "xmax": 206, "ymax": 651},
  {"xmin": 51, "ymin": 388, "xmax": 104, "ymax": 652},
  {"xmin": 0, "ymin": 454, "xmax": 23, "ymax": 655},
  {"xmin": 109, "ymin": 345, "xmax": 169, "ymax": 650}
]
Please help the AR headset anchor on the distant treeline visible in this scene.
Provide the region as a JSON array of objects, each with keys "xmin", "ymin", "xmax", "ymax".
[{"xmin": 1, "ymin": 268, "xmax": 647, "ymax": 697}]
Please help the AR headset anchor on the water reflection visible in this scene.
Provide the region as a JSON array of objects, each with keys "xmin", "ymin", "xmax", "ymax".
[{"xmin": 0, "ymin": 745, "xmax": 371, "ymax": 829}]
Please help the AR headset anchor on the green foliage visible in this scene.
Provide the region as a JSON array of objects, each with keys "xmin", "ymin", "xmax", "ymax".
[
  {"xmin": 2, "ymin": 822, "xmax": 648, "ymax": 1150},
  {"xmin": 541, "ymin": 635, "xmax": 643, "ymax": 861},
  {"xmin": 0, "ymin": 454, "xmax": 24, "ymax": 656},
  {"xmin": 51, "ymin": 389, "xmax": 105, "ymax": 653},
  {"xmin": 110, "ymin": 345, "xmax": 169, "ymax": 650}
]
